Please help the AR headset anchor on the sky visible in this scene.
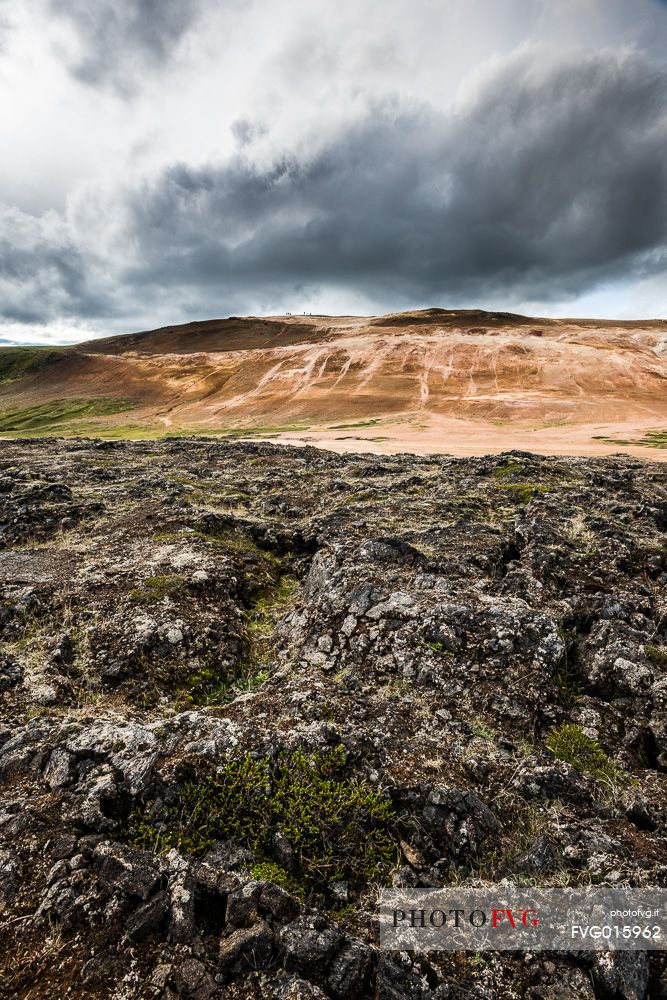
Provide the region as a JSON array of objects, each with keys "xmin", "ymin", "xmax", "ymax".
[{"xmin": 1, "ymin": 0, "xmax": 667, "ymax": 345}]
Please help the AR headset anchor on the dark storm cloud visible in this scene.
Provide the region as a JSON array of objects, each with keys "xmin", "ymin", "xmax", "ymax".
[
  {"xmin": 118, "ymin": 48, "xmax": 667, "ymax": 306},
  {"xmin": 2, "ymin": 46, "xmax": 666, "ymax": 329},
  {"xmin": 47, "ymin": 0, "xmax": 204, "ymax": 96}
]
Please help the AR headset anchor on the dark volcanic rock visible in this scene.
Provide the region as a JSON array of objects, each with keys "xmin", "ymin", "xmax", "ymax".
[{"xmin": 0, "ymin": 438, "xmax": 666, "ymax": 999}]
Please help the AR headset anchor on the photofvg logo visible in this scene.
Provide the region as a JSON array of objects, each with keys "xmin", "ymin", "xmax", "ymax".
[
  {"xmin": 392, "ymin": 905, "xmax": 539, "ymax": 930},
  {"xmin": 379, "ymin": 889, "xmax": 667, "ymax": 952}
]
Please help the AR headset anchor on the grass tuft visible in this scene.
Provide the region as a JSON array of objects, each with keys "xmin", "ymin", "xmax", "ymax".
[{"xmin": 645, "ymin": 644, "xmax": 667, "ymax": 668}]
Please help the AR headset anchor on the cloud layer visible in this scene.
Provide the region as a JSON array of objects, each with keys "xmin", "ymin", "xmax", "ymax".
[
  {"xmin": 129, "ymin": 49, "xmax": 667, "ymax": 299},
  {"xmin": 45, "ymin": 0, "xmax": 204, "ymax": 96},
  {"xmin": 1, "ymin": 0, "xmax": 667, "ymax": 341}
]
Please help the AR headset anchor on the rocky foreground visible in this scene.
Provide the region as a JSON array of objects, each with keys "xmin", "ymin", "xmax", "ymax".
[{"xmin": 0, "ymin": 437, "xmax": 666, "ymax": 999}]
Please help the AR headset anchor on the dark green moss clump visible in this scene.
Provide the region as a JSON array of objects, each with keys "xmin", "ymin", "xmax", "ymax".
[
  {"xmin": 645, "ymin": 644, "xmax": 667, "ymax": 668},
  {"xmin": 125, "ymin": 745, "xmax": 396, "ymax": 890},
  {"xmin": 546, "ymin": 724, "xmax": 628, "ymax": 788},
  {"xmin": 129, "ymin": 574, "xmax": 185, "ymax": 604}
]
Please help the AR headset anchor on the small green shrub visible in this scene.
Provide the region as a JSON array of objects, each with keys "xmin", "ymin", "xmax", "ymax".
[
  {"xmin": 127, "ymin": 753, "xmax": 270, "ymax": 854},
  {"xmin": 645, "ymin": 644, "xmax": 667, "ymax": 668},
  {"xmin": 554, "ymin": 670, "xmax": 584, "ymax": 705},
  {"xmin": 235, "ymin": 669, "xmax": 270, "ymax": 693},
  {"xmin": 472, "ymin": 724, "xmax": 495, "ymax": 741},
  {"xmin": 250, "ymin": 861, "xmax": 305, "ymax": 899},
  {"xmin": 546, "ymin": 724, "xmax": 628, "ymax": 787},
  {"xmin": 125, "ymin": 745, "xmax": 396, "ymax": 889},
  {"xmin": 425, "ymin": 640, "xmax": 454, "ymax": 657}
]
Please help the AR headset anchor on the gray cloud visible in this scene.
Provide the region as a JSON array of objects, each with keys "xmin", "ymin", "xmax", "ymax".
[
  {"xmin": 0, "ymin": 204, "xmax": 108, "ymax": 324},
  {"xmin": 0, "ymin": 1, "xmax": 10, "ymax": 52},
  {"xmin": 118, "ymin": 48, "xmax": 667, "ymax": 307},
  {"xmin": 1, "ymin": 46, "xmax": 666, "ymax": 333},
  {"xmin": 46, "ymin": 0, "xmax": 204, "ymax": 96}
]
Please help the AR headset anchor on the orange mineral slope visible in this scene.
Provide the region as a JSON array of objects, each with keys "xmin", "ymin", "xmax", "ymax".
[{"xmin": 1, "ymin": 309, "xmax": 666, "ymax": 458}]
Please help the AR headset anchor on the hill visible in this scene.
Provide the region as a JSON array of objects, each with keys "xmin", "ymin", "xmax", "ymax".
[{"xmin": 1, "ymin": 310, "xmax": 666, "ymax": 457}]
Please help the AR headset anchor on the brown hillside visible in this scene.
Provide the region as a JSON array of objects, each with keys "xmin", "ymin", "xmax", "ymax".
[{"xmin": 1, "ymin": 310, "xmax": 666, "ymax": 457}]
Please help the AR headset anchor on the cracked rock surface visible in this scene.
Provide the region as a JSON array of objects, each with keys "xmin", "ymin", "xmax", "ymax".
[{"xmin": 0, "ymin": 437, "xmax": 666, "ymax": 998}]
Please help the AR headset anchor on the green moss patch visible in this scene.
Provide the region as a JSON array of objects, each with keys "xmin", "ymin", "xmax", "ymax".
[
  {"xmin": 492, "ymin": 482, "xmax": 551, "ymax": 503},
  {"xmin": 592, "ymin": 430, "xmax": 667, "ymax": 449},
  {"xmin": 492, "ymin": 459, "xmax": 525, "ymax": 478},
  {"xmin": 330, "ymin": 418, "xmax": 384, "ymax": 430},
  {"xmin": 546, "ymin": 724, "xmax": 628, "ymax": 788},
  {"xmin": 129, "ymin": 574, "xmax": 185, "ymax": 605},
  {"xmin": 0, "ymin": 396, "xmax": 135, "ymax": 433},
  {"xmin": 125, "ymin": 745, "xmax": 396, "ymax": 891},
  {"xmin": 220, "ymin": 424, "xmax": 310, "ymax": 438},
  {"xmin": 0, "ymin": 346, "xmax": 64, "ymax": 385}
]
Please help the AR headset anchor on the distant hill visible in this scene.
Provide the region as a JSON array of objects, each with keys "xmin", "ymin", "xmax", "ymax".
[
  {"xmin": 0, "ymin": 339, "xmax": 45, "ymax": 347},
  {"xmin": 0, "ymin": 310, "xmax": 666, "ymax": 457}
]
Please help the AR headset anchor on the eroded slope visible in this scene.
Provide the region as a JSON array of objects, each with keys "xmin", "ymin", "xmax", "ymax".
[{"xmin": 1, "ymin": 310, "xmax": 666, "ymax": 457}]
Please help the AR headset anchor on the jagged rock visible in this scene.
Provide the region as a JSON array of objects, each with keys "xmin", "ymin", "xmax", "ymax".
[
  {"xmin": 591, "ymin": 951, "xmax": 649, "ymax": 1000},
  {"xmin": 0, "ymin": 655, "xmax": 22, "ymax": 691},
  {"xmin": 167, "ymin": 850, "xmax": 196, "ymax": 943},
  {"xmin": 44, "ymin": 748, "xmax": 75, "ymax": 789},
  {"xmin": 280, "ymin": 916, "xmax": 343, "ymax": 981},
  {"xmin": 76, "ymin": 768, "xmax": 120, "ymax": 830},
  {"xmin": 93, "ymin": 842, "xmax": 162, "ymax": 899},
  {"xmin": 419, "ymin": 785, "xmax": 500, "ymax": 859},
  {"xmin": 225, "ymin": 881, "xmax": 262, "ymax": 928},
  {"xmin": 50, "ymin": 633, "xmax": 75, "ymax": 666},
  {"xmin": 496, "ymin": 833, "xmax": 558, "ymax": 877},
  {"xmin": 513, "ymin": 763, "xmax": 596, "ymax": 805},
  {"xmin": 375, "ymin": 953, "xmax": 434, "ymax": 1000},
  {"xmin": 275, "ymin": 978, "xmax": 328, "ymax": 999},
  {"xmin": 218, "ymin": 920, "xmax": 276, "ymax": 978},
  {"xmin": 258, "ymin": 882, "xmax": 301, "ymax": 924},
  {"xmin": 0, "ymin": 847, "xmax": 19, "ymax": 903},
  {"xmin": 126, "ymin": 889, "xmax": 170, "ymax": 940},
  {"xmin": 325, "ymin": 939, "xmax": 374, "ymax": 999},
  {"xmin": 173, "ymin": 958, "xmax": 208, "ymax": 996}
]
